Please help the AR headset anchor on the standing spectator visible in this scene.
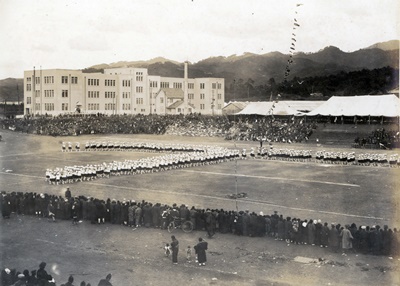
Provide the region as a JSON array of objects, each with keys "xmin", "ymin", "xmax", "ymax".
[
  {"xmin": 97, "ymin": 274, "xmax": 112, "ymax": 286},
  {"xmin": 194, "ymin": 237, "xmax": 208, "ymax": 266},
  {"xmin": 340, "ymin": 225, "xmax": 354, "ymax": 254},
  {"xmin": 36, "ymin": 262, "xmax": 50, "ymax": 286},
  {"xmin": 321, "ymin": 222, "xmax": 330, "ymax": 248},
  {"xmin": 205, "ymin": 209, "xmax": 216, "ymax": 238},
  {"xmin": 170, "ymin": 235, "xmax": 179, "ymax": 265}
]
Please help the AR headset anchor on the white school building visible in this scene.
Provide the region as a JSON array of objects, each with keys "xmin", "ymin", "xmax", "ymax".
[{"xmin": 23, "ymin": 62, "xmax": 224, "ymax": 116}]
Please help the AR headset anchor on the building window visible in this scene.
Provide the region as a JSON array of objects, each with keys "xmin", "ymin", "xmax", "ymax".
[
  {"xmin": 61, "ymin": 103, "xmax": 68, "ymax": 111},
  {"xmin": 136, "ymin": 72, "xmax": 143, "ymax": 81},
  {"xmin": 27, "ymin": 97, "xmax": 31, "ymax": 104},
  {"xmin": 188, "ymin": 93, "xmax": 194, "ymax": 100},
  {"xmin": 188, "ymin": 83, "xmax": 194, "ymax": 89},
  {"xmin": 218, "ymin": 83, "xmax": 222, "ymax": 89},
  {"xmin": 26, "ymin": 77, "xmax": 31, "ymax": 82},
  {"xmin": 161, "ymin": 82, "xmax": 169, "ymax": 88},
  {"xmin": 44, "ymin": 103, "xmax": 54, "ymax": 111},
  {"xmin": 35, "ymin": 77, "xmax": 40, "ymax": 84},
  {"xmin": 212, "ymin": 83, "xmax": 216, "ymax": 89},
  {"xmin": 88, "ymin": 103, "xmax": 99, "ymax": 111},
  {"xmin": 105, "ymin": 103, "xmax": 115, "ymax": 111},
  {"xmin": 44, "ymin": 90, "xmax": 54, "ymax": 97},
  {"xmin": 105, "ymin": 91, "xmax": 115, "ymax": 98},
  {"xmin": 136, "ymin": 86, "xmax": 143, "ymax": 93},
  {"xmin": 88, "ymin": 91, "xmax": 100, "ymax": 98},
  {"xmin": 88, "ymin": 79, "xmax": 99, "ymax": 86},
  {"xmin": 71, "ymin": 76, "xmax": 78, "ymax": 84},
  {"xmin": 122, "ymin": 92, "xmax": 131, "ymax": 99},
  {"xmin": 105, "ymin": 79, "xmax": 116, "ymax": 86},
  {"xmin": 26, "ymin": 84, "xmax": 31, "ymax": 91},
  {"xmin": 160, "ymin": 97, "xmax": 164, "ymax": 104},
  {"xmin": 122, "ymin": 103, "xmax": 131, "ymax": 110},
  {"xmin": 44, "ymin": 76, "xmax": 54, "ymax": 84},
  {"xmin": 62, "ymin": 90, "xmax": 68, "ymax": 98},
  {"xmin": 61, "ymin": 76, "xmax": 68, "ymax": 84},
  {"xmin": 150, "ymin": 81, "xmax": 158, "ymax": 88},
  {"xmin": 136, "ymin": 98, "xmax": 143, "ymax": 105},
  {"xmin": 35, "ymin": 90, "xmax": 40, "ymax": 97},
  {"xmin": 200, "ymin": 94, "xmax": 205, "ymax": 100},
  {"xmin": 217, "ymin": 93, "xmax": 222, "ymax": 99},
  {"xmin": 200, "ymin": 104, "xmax": 205, "ymax": 110},
  {"xmin": 141, "ymin": 109, "xmax": 145, "ymax": 112},
  {"xmin": 173, "ymin": 82, "xmax": 182, "ymax": 89},
  {"xmin": 122, "ymin": 80, "xmax": 131, "ymax": 87},
  {"xmin": 35, "ymin": 103, "xmax": 40, "ymax": 110},
  {"xmin": 200, "ymin": 83, "xmax": 205, "ymax": 89}
]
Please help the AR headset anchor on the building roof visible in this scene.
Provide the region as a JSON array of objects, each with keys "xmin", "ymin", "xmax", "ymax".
[
  {"xmin": 161, "ymin": 88, "xmax": 184, "ymax": 99},
  {"xmin": 306, "ymin": 95, "xmax": 400, "ymax": 117},
  {"xmin": 223, "ymin": 101, "xmax": 250, "ymax": 110},
  {"xmin": 237, "ymin": 101, "xmax": 304, "ymax": 116},
  {"xmin": 167, "ymin": 100, "xmax": 184, "ymax": 109},
  {"xmin": 283, "ymin": 101, "xmax": 325, "ymax": 112}
]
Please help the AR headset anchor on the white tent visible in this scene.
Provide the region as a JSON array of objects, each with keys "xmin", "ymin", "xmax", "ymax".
[
  {"xmin": 306, "ymin": 95, "xmax": 400, "ymax": 117},
  {"xmin": 237, "ymin": 101, "xmax": 304, "ymax": 116}
]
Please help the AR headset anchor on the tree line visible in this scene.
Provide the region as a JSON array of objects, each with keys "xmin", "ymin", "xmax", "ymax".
[{"xmin": 225, "ymin": 66, "xmax": 399, "ymax": 101}]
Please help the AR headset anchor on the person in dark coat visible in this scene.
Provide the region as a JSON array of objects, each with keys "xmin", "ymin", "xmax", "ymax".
[
  {"xmin": 194, "ymin": 237, "xmax": 208, "ymax": 266},
  {"xmin": 170, "ymin": 235, "xmax": 179, "ymax": 264},
  {"xmin": 328, "ymin": 223, "xmax": 340, "ymax": 252},
  {"xmin": 36, "ymin": 262, "xmax": 50, "ymax": 286}
]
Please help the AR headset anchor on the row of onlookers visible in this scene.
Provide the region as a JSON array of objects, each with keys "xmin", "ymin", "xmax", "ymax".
[{"xmin": 1, "ymin": 191, "xmax": 399, "ymax": 257}]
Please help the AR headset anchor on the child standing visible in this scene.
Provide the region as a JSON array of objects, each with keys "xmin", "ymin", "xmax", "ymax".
[{"xmin": 186, "ymin": 246, "xmax": 192, "ymax": 263}]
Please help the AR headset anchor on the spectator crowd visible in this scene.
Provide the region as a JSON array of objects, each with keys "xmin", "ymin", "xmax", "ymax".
[
  {"xmin": 354, "ymin": 128, "xmax": 400, "ymax": 149},
  {"xmin": 0, "ymin": 261, "xmax": 113, "ymax": 286},
  {"xmin": 0, "ymin": 113, "xmax": 316, "ymax": 144},
  {"xmin": 1, "ymin": 190, "xmax": 399, "ymax": 261}
]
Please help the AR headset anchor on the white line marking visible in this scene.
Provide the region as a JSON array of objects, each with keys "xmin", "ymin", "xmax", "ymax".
[
  {"xmin": 85, "ymin": 182, "xmax": 381, "ymax": 220},
  {"xmin": 0, "ymin": 171, "xmax": 43, "ymax": 179},
  {"xmin": 181, "ymin": 170, "xmax": 360, "ymax": 187}
]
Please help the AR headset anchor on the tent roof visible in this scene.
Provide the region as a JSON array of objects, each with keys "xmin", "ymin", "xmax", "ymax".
[
  {"xmin": 284, "ymin": 101, "xmax": 325, "ymax": 112},
  {"xmin": 237, "ymin": 101, "xmax": 304, "ymax": 116},
  {"xmin": 306, "ymin": 95, "xmax": 400, "ymax": 117}
]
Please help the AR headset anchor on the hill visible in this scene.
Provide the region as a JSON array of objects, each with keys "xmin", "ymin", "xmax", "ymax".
[{"xmin": 1, "ymin": 40, "xmax": 399, "ymax": 102}]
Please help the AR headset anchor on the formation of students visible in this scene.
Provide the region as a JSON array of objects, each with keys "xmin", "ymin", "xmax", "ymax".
[
  {"xmin": 46, "ymin": 143, "xmax": 240, "ymax": 185},
  {"xmin": 45, "ymin": 140, "xmax": 400, "ymax": 185},
  {"xmin": 1, "ymin": 191, "xmax": 399, "ymax": 259}
]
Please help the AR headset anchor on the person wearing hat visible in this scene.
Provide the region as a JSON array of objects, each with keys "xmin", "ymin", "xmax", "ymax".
[{"xmin": 194, "ymin": 237, "xmax": 208, "ymax": 266}]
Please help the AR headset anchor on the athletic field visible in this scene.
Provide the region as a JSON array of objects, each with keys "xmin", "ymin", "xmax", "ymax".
[{"xmin": 1, "ymin": 130, "xmax": 399, "ymax": 228}]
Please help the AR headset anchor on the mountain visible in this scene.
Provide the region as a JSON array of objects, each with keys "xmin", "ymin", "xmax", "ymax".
[
  {"xmin": 1, "ymin": 40, "xmax": 398, "ymax": 102},
  {"xmin": 0, "ymin": 78, "xmax": 23, "ymax": 103},
  {"xmin": 366, "ymin": 40, "xmax": 399, "ymax": 51}
]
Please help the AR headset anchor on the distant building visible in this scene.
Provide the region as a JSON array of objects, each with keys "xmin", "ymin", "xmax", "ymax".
[{"xmin": 23, "ymin": 63, "xmax": 224, "ymax": 116}]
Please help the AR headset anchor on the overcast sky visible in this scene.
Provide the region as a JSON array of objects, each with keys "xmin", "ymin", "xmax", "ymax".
[{"xmin": 0, "ymin": 0, "xmax": 399, "ymax": 79}]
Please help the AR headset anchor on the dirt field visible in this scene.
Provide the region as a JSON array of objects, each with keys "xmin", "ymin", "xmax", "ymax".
[{"xmin": 0, "ymin": 130, "xmax": 399, "ymax": 286}]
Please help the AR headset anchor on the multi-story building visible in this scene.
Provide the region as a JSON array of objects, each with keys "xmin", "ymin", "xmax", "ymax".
[{"xmin": 23, "ymin": 62, "xmax": 224, "ymax": 116}]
